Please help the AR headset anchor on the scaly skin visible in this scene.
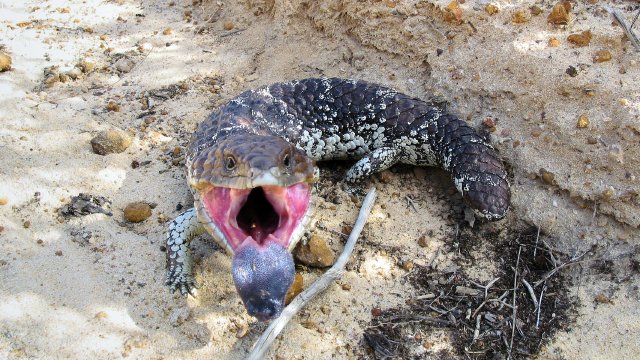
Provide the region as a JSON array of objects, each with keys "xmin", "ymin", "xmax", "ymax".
[{"xmin": 166, "ymin": 78, "xmax": 510, "ymax": 321}]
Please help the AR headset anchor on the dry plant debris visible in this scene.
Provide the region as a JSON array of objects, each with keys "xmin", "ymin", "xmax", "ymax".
[{"xmin": 364, "ymin": 227, "xmax": 580, "ymax": 359}]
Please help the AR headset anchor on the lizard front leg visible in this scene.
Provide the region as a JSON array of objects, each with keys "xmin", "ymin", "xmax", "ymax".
[{"xmin": 165, "ymin": 207, "xmax": 205, "ymax": 296}]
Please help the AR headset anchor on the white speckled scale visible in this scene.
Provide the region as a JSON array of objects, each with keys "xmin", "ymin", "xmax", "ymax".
[{"xmin": 165, "ymin": 207, "xmax": 205, "ymax": 296}]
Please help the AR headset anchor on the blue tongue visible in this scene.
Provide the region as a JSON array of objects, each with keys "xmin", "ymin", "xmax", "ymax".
[{"xmin": 231, "ymin": 238, "xmax": 295, "ymax": 321}]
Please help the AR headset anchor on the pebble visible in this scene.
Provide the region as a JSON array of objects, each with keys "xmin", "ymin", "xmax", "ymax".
[
  {"xmin": 0, "ymin": 197, "xmax": 7, "ymax": 205},
  {"xmin": 114, "ymin": 57, "xmax": 135, "ymax": 73},
  {"xmin": 293, "ymin": 234, "xmax": 335, "ymax": 267},
  {"xmin": 378, "ymin": 170, "xmax": 393, "ymax": 184},
  {"xmin": 106, "ymin": 101, "xmax": 121, "ymax": 112},
  {"xmin": 512, "ymin": 9, "xmax": 530, "ymax": 24},
  {"xmin": 94, "ymin": 311, "xmax": 108, "ymax": 319},
  {"xmin": 79, "ymin": 59, "xmax": 95, "ymax": 72},
  {"xmin": 284, "ymin": 273, "xmax": 303, "ymax": 305},
  {"xmin": 91, "ymin": 129, "xmax": 132, "ymax": 155},
  {"xmin": 531, "ymin": 128, "xmax": 542, "ymax": 137},
  {"xmin": 417, "ymin": 234, "xmax": 429, "ymax": 247},
  {"xmin": 162, "ymin": 27, "xmax": 173, "ymax": 35},
  {"xmin": 567, "ymin": 30, "xmax": 592, "ymax": 47},
  {"xmin": 223, "ymin": 20, "xmax": 234, "ymax": 30},
  {"xmin": 124, "ymin": 202, "xmax": 152, "ymax": 222},
  {"xmin": 484, "ymin": 4, "xmax": 498, "ymax": 15},
  {"xmin": 23, "ymin": 221, "xmax": 31, "ymax": 228},
  {"xmin": 576, "ymin": 114, "xmax": 589, "ymax": 128},
  {"xmin": 443, "ymin": 1, "xmax": 463, "ymax": 24},
  {"xmin": 530, "ymin": 5, "xmax": 542, "ymax": 16},
  {"xmin": 169, "ymin": 307, "xmax": 191, "ymax": 326},
  {"xmin": 547, "ymin": 1, "xmax": 571, "ymax": 25},
  {"xmin": 371, "ymin": 307, "xmax": 383, "ymax": 317},
  {"xmin": 593, "ymin": 50, "xmax": 612, "ymax": 63},
  {"xmin": 66, "ymin": 67, "xmax": 83, "ymax": 80},
  {"xmin": 402, "ymin": 261, "xmax": 414, "ymax": 271},
  {"xmin": 341, "ymin": 283, "xmax": 351, "ymax": 291},
  {"xmin": 540, "ymin": 169, "xmax": 555, "ymax": 185},
  {"xmin": 0, "ymin": 51, "xmax": 12, "ymax": 72},
  {"xmin": 548, "ymin": 37, "xmax": 561, "ymax": 47}
]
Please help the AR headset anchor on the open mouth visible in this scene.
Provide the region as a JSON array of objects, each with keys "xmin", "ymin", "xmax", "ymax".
[{"xmin": 200, "ymin": 183, "xmax": 312, "ymax": 251}]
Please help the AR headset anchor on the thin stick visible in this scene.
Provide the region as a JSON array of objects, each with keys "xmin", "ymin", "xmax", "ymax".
[
  {"xmin": 603, "ymin": 5, "xmax": 640, "ymax": 52},
  {"xmin": 508, "ymin": 245, "xmax": 522, "ymax": 360},
  {"xmin": 246, "ymin": 188, "xmax": 377, "ymax": 360},
  {"xmin": 521, "ymin": 278, "xmax": 539, "ymax": 309},
  {"xmin": 536, "ymin": 283, "xmax": 546, "ymax": 329}
]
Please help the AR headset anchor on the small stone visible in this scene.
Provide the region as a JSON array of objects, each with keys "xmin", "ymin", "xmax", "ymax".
[
  {"xmin": 0, "ymin": 197, "xmax": 7, "ymax": 205},
  {"xmin": 530, "ymin": 5, "xmax": 543, "ymax": 16},
  {"xmin": 106, "ymin": 101, "xmax": 120, "ymax": 112},
  {"xmin": 417, "ymin": 234, "xmax": 429, "ymax": 247},
  {"xmin": 95, "ymin": 311, "xmax": 108, "ymax": 319},
  {"xmin": 594, "ymin": 293, "xmax": 613, "ymax": 304},
  {"xmin": 23, "ymin": 221, "xmax": 31, "ymax": 228},
  {"xmin": 512, "ymin": 9, "xmax": 530, "ymax": 24},
  {"xmin": 294, "ymin": 234, "xmax": 335, "ymax": 267},
  {"xmin": 114, "ymin": 57, "xmax": 135, "ymax": 73},
  {"xmin": 341, "ymin": 283, "xmax": 351, "ymax": 291},
  {"xmin": 402, "ymin": 261, "xmax": 414, "ymax": 271},
  {"xmin": 371, "ymin": 307, "xmax": 383, "ymax": 317},
  {"xmin": 576, "ymin": 114, "xmax": 589, "ymax": 128},
  {"xmin": 541, "ymin": 169, "xmax": 555, "ymax": 185},
  {"xmin": 162, "ymin": 27, "xmax": 173, "ymax": 35},
  {"xmin": 285, "ymin": 273, "xmax": 303, "ymax": 305},
  {"xmin": 586, "ymin": 136, "xmax": 598, "ymax": 145},
  {"xmin": 547, "ymin": 1, "xmax": 571, "ymax": 25},
  {"xmin": 223, "ymin": 20, "xmax": 234, "ymax": 30},
  {"xmin": 124, "ymin": 202, "xmax": 152, "ymax": 223},
  {"xmin": 66, "ymin": 67, "xmax": 83, "ymax": 80},
  {"xmin": 342, "ymin": 225, "xmax": 353, "ymax": 235},
  {"xmin": 169, "ymin": 307, "xmax": 191, "ymax": 326},
  {"xmin": 531, "ymin": 128, "xmax": 542, "ymax": 137},
  {"xmin": 91, "ymin": 129, "xmax": 132, "ymax": 155},
  {"xmin": 443, "ymin": 1, "xmax": 463, "ymax": 24},
  {"xmin": 593, "ymin": 50, "xmax": 612, "ymax": 63},
  {"xmin": 0, "ymin": 51, "xmax": 12, "ymax": 72},
  {"xmin": 55, "ymin": 250, "xmax": 63, "ymax": 256},
  {"xmin": 78, "ymin": 59, "xmax": 95, "ymax": 73},
  {"xmin": 300, "ymin": 320, "xmax": 317, "ymax": 330},
  {"xmin": 378, "ymin": 170, "xmax": 393, "ymax": 184},
  {"xmin": 567, "ymin": 30, "xmax": 592, "ymax": 47},
  {"xmin": 602, "ymin": 188, "xmax": 614, "ymax": 201},
  {"xmin": 548, "ymin": 37, "xmax": 561, "ymax": 47},
  {"xmin": 484, "ymin": 4, "xmax": 498, "ymax": 15}
]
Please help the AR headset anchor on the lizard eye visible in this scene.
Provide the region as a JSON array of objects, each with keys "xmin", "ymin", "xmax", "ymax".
[
  {"xmin": 225, "ymin": 156, "xmax": 236, "ymax": 171},
  {"xmin": 283, "ymin": 153, "xmax": 291, "ymax": 168}
]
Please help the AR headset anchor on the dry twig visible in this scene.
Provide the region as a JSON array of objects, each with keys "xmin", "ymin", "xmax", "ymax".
[
  {"xmin": 247, "ymin": 188, "xmax": 377, "ymax": 360},
  {"xmin": 604, "ymin": 5, "xmax": 640, "ymax": 52}
]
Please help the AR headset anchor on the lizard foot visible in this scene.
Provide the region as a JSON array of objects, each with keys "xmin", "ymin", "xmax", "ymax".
[{"xmin": 165, "ymin": 267, "xmax": 198, "ymax": 297}]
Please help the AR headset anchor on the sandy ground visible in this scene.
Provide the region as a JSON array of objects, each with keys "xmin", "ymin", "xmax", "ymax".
[{"xmin": 1, "ymin": 0, "xmax": 639, "ymax": 359}]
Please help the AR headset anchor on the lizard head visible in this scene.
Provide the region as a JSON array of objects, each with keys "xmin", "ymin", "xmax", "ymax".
[{"xmin": 188, "ymin": 134, "xmax": 318, "ymax": 321}]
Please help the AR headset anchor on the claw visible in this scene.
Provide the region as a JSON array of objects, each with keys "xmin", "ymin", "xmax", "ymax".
[{"xmin": 165, "ymin": 269, "xmax": 198, "ymax": 297}]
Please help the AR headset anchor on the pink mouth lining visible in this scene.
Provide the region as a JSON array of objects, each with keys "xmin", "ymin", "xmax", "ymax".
[{"xmin": 202, "ymin": 183, "xmax": 311, "ymax": 251}]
